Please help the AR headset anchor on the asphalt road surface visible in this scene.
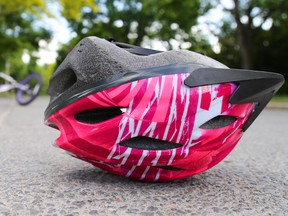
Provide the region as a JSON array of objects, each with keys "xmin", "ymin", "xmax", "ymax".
[{"xmin": 0, "ymin": 97, "xmax": 287, "ymax": 216}]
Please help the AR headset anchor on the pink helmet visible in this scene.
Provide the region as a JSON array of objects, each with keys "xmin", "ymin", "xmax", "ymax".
[{"xmin": 45, "ymin": 36, "xmax": 284, "ymax": 181}]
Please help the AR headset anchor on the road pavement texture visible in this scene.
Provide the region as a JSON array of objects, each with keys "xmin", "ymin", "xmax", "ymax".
[{"xmin": 0, "ymin": 97, "xmax": 287, "ymax": 216}]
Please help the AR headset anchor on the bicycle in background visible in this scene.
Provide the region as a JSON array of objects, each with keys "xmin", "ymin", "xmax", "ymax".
[{"xmin": 0, "ymin": 72, "xmax": 43, "ymax": 105}]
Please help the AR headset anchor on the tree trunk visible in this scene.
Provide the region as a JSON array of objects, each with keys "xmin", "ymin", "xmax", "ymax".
[{"xmin": 233, "ymin": 0, "xmax": 253, "ymax": 69}]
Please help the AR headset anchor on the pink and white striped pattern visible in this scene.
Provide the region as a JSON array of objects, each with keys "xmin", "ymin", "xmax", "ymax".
[{"xmin": 47, "ymin": 73, "xmax": 254, "ymax": 181}]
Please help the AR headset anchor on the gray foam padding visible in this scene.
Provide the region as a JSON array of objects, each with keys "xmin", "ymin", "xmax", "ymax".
[{"xmin": 48, "ymin": 36, "xmax": 227, "ymax": 99}]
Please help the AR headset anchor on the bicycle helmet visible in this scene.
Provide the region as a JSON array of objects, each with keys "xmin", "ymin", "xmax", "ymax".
[{"xmin": 45, "ymin": 36, "xmax": 284, "ymax": 182}]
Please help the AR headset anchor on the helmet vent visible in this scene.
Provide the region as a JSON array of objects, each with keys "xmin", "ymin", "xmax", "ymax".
[
  {"xmin": 74, "ymin": 107, "xmax": 124, "ymax": 124},
  {"xmin": 119, "ymin": 137, "xmax": 182, "ymax": 150},
  {"xmin": 200, "ymin": 115, "xmax": 237, "ymax": 129},
  {"xmin": 156, "ymin": 166, "xmax": 183, "ymax": 171}
]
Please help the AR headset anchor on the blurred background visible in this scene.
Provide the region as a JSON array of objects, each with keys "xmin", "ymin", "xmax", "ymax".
[{"xmin": 0, "ymin": 0, "xmax": 287, "ymax": 95}]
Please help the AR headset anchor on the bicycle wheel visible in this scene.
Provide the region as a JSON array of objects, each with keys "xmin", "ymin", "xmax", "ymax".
[{"xmin": 16, "ymin": 73, "xmax": 43, "ymax": 105}]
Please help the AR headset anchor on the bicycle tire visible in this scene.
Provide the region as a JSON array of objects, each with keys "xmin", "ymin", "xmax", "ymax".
[{"xmin": 16, "ymin": 73, "xmax": 43, "ymax": 105}]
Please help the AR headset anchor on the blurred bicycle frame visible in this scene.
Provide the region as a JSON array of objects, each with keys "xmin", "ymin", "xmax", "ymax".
[{"xmin": 0, "ymin": 72, "xmax": 43, "ymax": 105}]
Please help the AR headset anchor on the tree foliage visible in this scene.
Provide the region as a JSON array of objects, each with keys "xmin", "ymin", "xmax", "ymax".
[
  {"xmin": 205, "ymin": 0, "xmax": 288, "ymax": 94},
  {"xmin": 57, "ymin": 0, "xmax": 98, "ymax": 20},
  {"xmin": 56, "ymin": 0, "xmax": 213, "ymax": 64},
  {"xmin": 0, "ymin": 0, "xmax": 98, "ymax": 85},
  {"xmin": 0, "ymin": 0, "xmax": 47, "ymax": 17},
  {"xmin": 0, "ymin": 0, "xmax": 51, "ymax": 80},
  {"xmin": 0, "ymin": 0, "xmax": 287, "ymax": 95}
]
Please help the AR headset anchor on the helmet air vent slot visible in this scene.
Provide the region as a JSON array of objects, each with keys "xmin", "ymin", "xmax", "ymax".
[
  {"xmin": 156, "ymin": 166, "xmax": 184, "ymax": 171},
  {"xmin": 119, "ymin": 137, "xmax": 182, "ymax": 150},
  {"xmin": 200, "ymin": 115, "xmax": 237, "ymax": 129},
  {"xmin": 75, "ymin": 107, "xmax": 124, "ymax": 124}
]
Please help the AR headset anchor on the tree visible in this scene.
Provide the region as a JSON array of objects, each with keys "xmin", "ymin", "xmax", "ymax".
[
  {"xmin": 226, "ymin": 0, "xmax": 288, "ymax": 70},
  {"xmin": 0, "ymin": 0, "xmax": 51, "ymax": 79},
  {"xmin": 0, "ymin": 0, "xmax": 98, "ymax": 83},
  {"xmin": 56, "ymin": 0, "xmax": 213, "ymax": 64},
  {"xmin": 55, "ymin": 0, "xmax": 287, "ymax": 95},
  {"xmin": 204, "ymin": 0, "xmax": 288, "ymax": 94},
  {"xmin": 57, "ymin": 0, "xmax": 98, "ymax": 20}
]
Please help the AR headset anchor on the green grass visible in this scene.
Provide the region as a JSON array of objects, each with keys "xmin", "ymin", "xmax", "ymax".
[
  {"xmin": 0, "ymin": 92, "xmax": 14, "ymax": 97},
  {"xmin": 271, "ymin": 95, "xmax": 288, "ymax": 103}
]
